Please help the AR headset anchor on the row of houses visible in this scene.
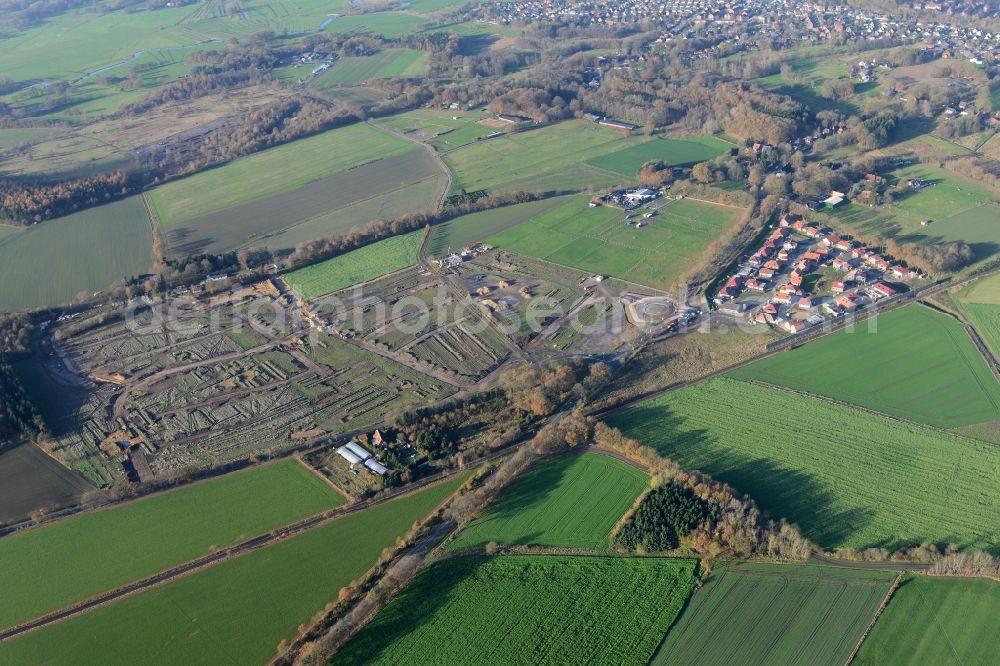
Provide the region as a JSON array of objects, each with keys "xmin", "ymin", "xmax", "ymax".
[{"xmin": 716, "ymin": 213, "xmax": 918, "ymax": 332}]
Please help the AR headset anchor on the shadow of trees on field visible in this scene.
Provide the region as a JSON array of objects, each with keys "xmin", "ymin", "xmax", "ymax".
[
  {"xmin": 614, "ymin": 402, "xmax": 874, "ymax": 549},
  {"xmin": 335, "ymin": 555, "xmax": 489, "ymax": 666},
  {"xmin": 459, "ymin": 454, "xmax": 578, "ymax": 548}
]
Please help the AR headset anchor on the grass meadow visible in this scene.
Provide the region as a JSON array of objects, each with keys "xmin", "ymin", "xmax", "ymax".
[
  {"xmin": 609, "ymin": 377, "xmax": 1000, "ymax": 552},
  {"xmin": 443, "ymin": 119, "xmax": 643, "ymax": 194},
  {"xmin": 324, "ymin": 11, "xmax": 430, "ymax": 36},
  {"xmin": 821, "ymin": 163, "xmax": 999, "ymax": 262},
  {"xmin": 312, "ymin": 49, "xmax": 428, "ymax": 87},
  {"xmin": 654, "ymin": 562, "xmax": 894, "ymax": 666},
  {"xmin": 426, "ymin": 196, "xmax": 568, "ymax": 256},
  {"xmin": 0, "ymin": 196, "xmax": 153, "ymax": 312},
  {"xmin": 0, "ymin": 473, "xmax": 467, "ymax": 665},
  {"xmin": 729, "ymin": 305, "xmax": 1000, "ymax": 429},
  {"xmin": 0, "ymin": 0, "xmax": 353, "ymax": 84},
  {"xmin": 284, "ymin": 230, "xmax": 422, "ymax": 300},
  {"xmin": 148, "ymin": 123, "xmax": 416, "ymax": 228},
  {"xmin": 449, "ymin": 452, "xmax": 648, "ymax": 551},
  {"xmin": 486, "ymin": 195, "xmax": 742, "ymax": 289},
  {"xmin": 855, "ymin": 575, "xmax": 1000, "ymax": 665},
  {"xmin": 586, "ymin": 135, "xmax": 733, "ymax": 176},
  {"xmin": 0, "ymin": 460, "xmax": 343, "ymax": 630},
  {"xmin": 374, "ymin": 108, "xmax": 499, "ymax": 152},
  {"xmin": 958, "ymin": 271, "xmax": 1000, "ymax": 358},
  {"xmin": 338, "ymin": 555, "xmax": 697, "ymax": 666}
]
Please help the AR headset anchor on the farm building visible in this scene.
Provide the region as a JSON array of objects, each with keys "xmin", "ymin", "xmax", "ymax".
[
  {"xmin": 598, "ymin": 118, "xmax": 638, "ymax": 131},
  {"xmin": 364, "ymin": 459, "xmax": 388, "ymax": 476}
]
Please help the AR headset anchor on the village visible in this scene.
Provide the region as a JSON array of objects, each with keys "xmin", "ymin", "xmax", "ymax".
[{"xmin": 714, "ymin": 212, "xmax": 923, "ymax": 334}]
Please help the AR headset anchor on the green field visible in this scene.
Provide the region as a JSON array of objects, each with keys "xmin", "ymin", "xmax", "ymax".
[
  {"xmin": 449, "ymin": 452, "xmax": 647, "ymax": 550},
  {"xmin": 958, "ymin": 272, "xmax": 1000, "ymax": 358},
  {"xmin": 324, "ymin": 11, "xmax": 429, "ymax": 37},
  {"xmin": 338, "ymin": 555, "xmax": 697, "ymax": 666},
  {"xmin": 160, "ymin": 147, "xmax": 444, "ymax": 257},
  {"xmin": 148, "ymin": 123, "xmax": 417, "ymax": 228},
  {"xmin": 0, "ymin": 460, "xmax": 343, "ymax": 630},
  {"xmin": 655, "ymin": 562, "xmax": 894, "ymax": 665},
  {"xmin": 443, "ymin": 119, "xmax": 643, "ymax": 194},
  {"xmin": 426, "ymin": 196, "xmax": 568, "ymax": 256},
  {"xmin": 486, "ymin": 195, "xmax": 743, "ymax": 289},
  {"xmin": 855, "ymin": 576, "xmax": 1000, "ymax": 665},
  {"xmin": 312, "ymin": 48, "xmax": 428, "ymax": 87},
  {"xmin": 374, "ymin": 108, "xmax": 499, "ymax": 152},
  {"xmin": 0, "ymin": 196, "xmax": 153, "ymax": 312},
  {"xmin": 609, "ymin": 377, "xmax": 1000, "ymax": 551},
  {"xmin": 586, "ymin": 135, "xmax": 732, "ymax": 176},
  {"xmin": 284, "ymin": 230, "xmax": 422, "ymax": 300},
  {"xmin": 729, "ymin": 305, "xmax": 1000, "ymax": 429},
  {"xmin": 822, "ymin": 163, "xmax": 999, "ymax": 262},
  {"xmin": 0, "ymin": 1, "xmax": 354, "ymax": 84},
  {"xmin": 0, "ymin": 473, "xmax": 466, "ymax": 665}
]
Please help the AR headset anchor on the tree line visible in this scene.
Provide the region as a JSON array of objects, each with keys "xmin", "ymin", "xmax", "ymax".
[{"xmin": 0, "ymin": 355, "xmax": 43, "ymax": 447}]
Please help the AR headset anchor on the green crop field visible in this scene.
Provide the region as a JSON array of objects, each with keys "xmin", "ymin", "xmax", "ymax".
[
  {"xmin": 0, "ymin": 473, "xmax": 467, "ymax": 665},
  {"xmin": 443, "ymin": 119, "xmax": 644, "ymax": 194},
  {"xmin": 655, "ymin": 562, "xmax": 895, "ymax": 666},
  {"xmin": 586, "ymin": 135, "xmax": 733, "ymax": 176},
  {"xmin": 0, "ymin": 196, "xmax": 152, "ymax": 312},
  {"xmin": 148, "ymin": 123, "xmax": 417, "ymax": 228},
  {"xmin": 449, "ymin": 452, "xmax": 648, "ymax": 550},
  {"xmin": 609, "ymin": 377, "xmax": 1000, "ymax": 551},
  {"xmin": 324, "ymin": 11, "xmax": 430, "ymax": 37},
  {"xmin": 728, "ymin": 305, "xmax": 1000, "ymax": 429},
  {"xmin": 160, "ymin": 148, "xmax": 445, "ymax": 257},
  {"xmin": 486, "ymin": 195, "xmax": 743, "ymax": 289},
  {"xmin": 854, "ymin": 575, "xmax": 1000, "ymax": 665},
  {"xmin": 426, "ymin": 196, "xmax": 568, "ymax": 256},
  {"xmin": 284, "ymin": 230, "xmax": 422, "ymax": 300},
  {"xmin": 313, "ymin": 48, "xmax": 428, "ymax": 87},
  {"xmin": 338, "ymin": 555, "xmax": 697, "ymax": 666},
  {"xmin": 0, "ymin": 460, "xmax": 343, "ymax": 630},
  {"xmin": 958, "ymin": 272, "xmax": 1000, "ymax": 359}
]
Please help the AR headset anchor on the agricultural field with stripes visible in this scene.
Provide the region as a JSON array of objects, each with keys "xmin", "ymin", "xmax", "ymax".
[
  {"xmin": 0, "ymin": 460, "xmax": 343, "ymax": 631},
  {"xmin": 610, "ymin": 377, "xmax": 1000, "ymax": 551},
  {"xmin": 338, "ymin": 555, "xmax": 698, "ymax": 666},
  {"xmin": 0, "ymin": 196, "xmax": 153, "ymax": 312},
  {"xmin": 854, "ymin": 575, "xmax": 1000, "ymax": 665},
  {"xmin": 653, "ymin": 562, "xmax": 896, "ymax": 666},
  {"xmin": 148, "ymin": 124, "xmax": 446, "ymax": 257},
  {"xmin": 0, "ymin": 474, "xmax": 468, "ymax": 665},
  {"xmin": 4, "ymin": 3, "xmax": 1000, "ymax": 664},
  {"xmin": 728, "ymin": 305, "xmax": 1000, "ymax": 429},
  {"xmin": 449, "ymin": 452, "xmax": 648, "ymax": 551}
]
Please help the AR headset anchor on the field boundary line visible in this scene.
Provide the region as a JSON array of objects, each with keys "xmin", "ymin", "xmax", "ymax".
[
  {"xmin": 844, "ymin": 573, "xmax": 902, "ymax": 666},
  {"xmin": 366, "ymin": 119, "xmax": 452, "ymax": 214},
  {"xmin": 0, "ymin": 469, "xmax": 474, "ymax": 643},
  {"xmin": 295, "ymin": 455, "xmax": 352, "ymax": 502},
  {"xmin": 227, "ymin": 172, "xmax": 444, "ymax": 253}
]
